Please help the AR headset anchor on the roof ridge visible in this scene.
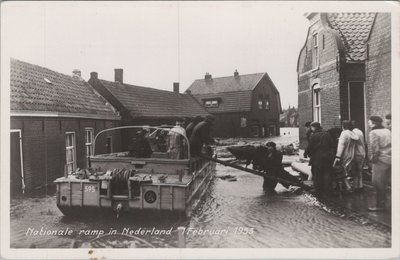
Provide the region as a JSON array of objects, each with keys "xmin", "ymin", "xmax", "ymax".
[
  {"xmin": 194, "ymin": 72, "xmax": 265, "ymax": 81},
  {"xmin": 99, "ymin": 79, "xmax": 182, "ymax": 96},
  {"xmin": 192, "ymin": 89, "xmax": 254, "ymax": 95},
  {"xmin": 11, "ymin": 58, "xmax": 84, "ymax": 83}
]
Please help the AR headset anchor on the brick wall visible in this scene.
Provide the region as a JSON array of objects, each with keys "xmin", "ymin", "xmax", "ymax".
[
  {"xmin": 297, "ymin": 17, "xmax": 344, "ymax": 148},
  {"xmin": 365, "ymin": 13, "xmax": 391, "ymax": 130},
  {"xmin": 10, "ymin": 117, "xmax": 121, "ymax": 193}
]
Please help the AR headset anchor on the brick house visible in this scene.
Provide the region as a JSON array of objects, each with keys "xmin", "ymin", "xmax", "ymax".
[
  {"xmin": 297, "ymin": 13, "xmax": 391, "ymax": 148},
  {"xmin": 186, "ymin": 71, "xmax": 282, "ymax": 138},
  {"xmin": 88, "ymin": 69, "xmax": 210, "ymax": 150},
  {"xmin": 10, "ymin": 59, "xmax": 121, "ymax": 194}
]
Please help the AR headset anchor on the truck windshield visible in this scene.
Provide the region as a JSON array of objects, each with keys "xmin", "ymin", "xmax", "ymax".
[{"xmin": 92, "ymin": 126, "xmax": 191, "ymax": 160}]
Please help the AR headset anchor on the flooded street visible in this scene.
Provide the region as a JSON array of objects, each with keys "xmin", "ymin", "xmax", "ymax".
[{"xmin": 10, "ymin": 163, "xmax": 391, "ymax": 248}]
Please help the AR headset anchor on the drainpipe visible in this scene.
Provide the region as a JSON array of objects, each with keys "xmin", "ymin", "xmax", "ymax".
[
  {"xmin": 11, "ymin": 130, "xmax": 25, "ymax": 194},
  {"xmin": 18, "ymin": 131, "xmax": 25, "ymax": 194}
]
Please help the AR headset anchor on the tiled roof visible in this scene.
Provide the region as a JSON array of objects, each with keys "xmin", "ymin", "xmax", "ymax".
[
  {"xmin": 186, "ymin": 72, "xmax": 281, "ymax": 113},
  {"xmin": 190, "ymin": 91, "xmax": 253, "ymax": 113},
  {"xmin": 98, "ymin": 80, "xmax": 209, "ymax": 119},
  {"xmin": 187, "ymin": 73, "xmax": 265, "ymax": 94},
  {"xmin": 327, "ymin": 13, "xmax": 375, "ymax": 61},
  {"xmin": 10, "ymin": 59, "xmax": 119, "ymax": 119}
]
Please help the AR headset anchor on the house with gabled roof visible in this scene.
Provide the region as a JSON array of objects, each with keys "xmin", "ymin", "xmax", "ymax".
[
  {"xmin": 297, "ymin": 12, "xmax": 391, "ymax": 148},
  {"xmin": 88, "ymin": 69, "xmax": 210, "ymax": 149},
  {"xmin": 10, "ymin": 59, "xmax": 121, "ymax": 194},
  {"xmin": 186, "ymin": 71, "xmax": 282, "ymax": 138}
]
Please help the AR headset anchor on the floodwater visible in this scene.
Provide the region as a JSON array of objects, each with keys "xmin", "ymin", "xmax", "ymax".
[
  {"xmin": 9, "ymin": 129, "xmax": 391, "ymax": 248},
  {"xmin": 10, "ymin": 164, "xmax": 391, "ymax": 248}
]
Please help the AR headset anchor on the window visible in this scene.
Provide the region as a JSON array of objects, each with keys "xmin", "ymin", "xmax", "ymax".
[
  {"xmin": 313, "ymin": 85, "xmax": 321, "ymax": 123},
  {"xmin": 258, "ymin": 99, "xmax": 263, "ymax": 109},
  {"xmin": 312, "ymin": 33, "xmax": 319, "ymax": 69},
  {"xmin": 265, "ymin": 97, "xmax": 270, "ymax": 110},
  {"xmin": 240, "ymin": 117, "xmax": 247, "ymax": 128},
  {"xmin": 205, "ymin": 100, "xmax": 219, "ymax": 108},
  {"xmin": 106, "ymin": 136, "xmax": 113, "ymax": 154},
  {"xmin": 65, "ymin": 132, "xmax": 76, "ymax": 173},
  {"xmin": 85, "ymin": 128, "xmax": 94, "ymax": 166}
]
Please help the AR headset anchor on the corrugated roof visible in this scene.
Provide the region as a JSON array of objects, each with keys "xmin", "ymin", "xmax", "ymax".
[
  {"xmin": 327, "ymin": 13, "xmax": 375, "ymax": 61},
  {"xmin": 10, "ymin": 59, "xmax": 119, "ymax": 119},
  {"xmin": 98, "ymin": 79, "xmax": 209, "ymax": 119},
  {"xmin": 187, "ymin": 73, "xmax": 265, "ymax": 94}
]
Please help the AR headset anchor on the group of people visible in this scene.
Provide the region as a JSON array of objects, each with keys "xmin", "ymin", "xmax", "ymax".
[
  {"xmin": 128, "ymin": 115, "xmax": 215, "ymax": 159},
  {"xmin": 304, "ymin": 114, "xmax": 391, "ymax": 211}
]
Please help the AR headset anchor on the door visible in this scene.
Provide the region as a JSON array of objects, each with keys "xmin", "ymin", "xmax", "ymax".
[
  {"xmin": 348, "ymin": 82, "xmax": 365, "ymax": 133},
  {"xmin": 10, "ymin": 131, "xmax": 22, "ymax": 196}
]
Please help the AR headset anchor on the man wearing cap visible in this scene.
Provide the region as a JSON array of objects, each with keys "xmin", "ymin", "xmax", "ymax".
[
  {"xmin": 367, "ymin": 116, "xmax": 391, "ymax": 211},
  {"xmin": 305, "ymin": 122, "xmax": 336, "ymax": 197},
  {"xmin": 263, "ymin": 141, "xmax": 302, "ymax": 192},
  {"xmin": 190, "ymin": 115, "xmax": 215, "ymax": 157}
]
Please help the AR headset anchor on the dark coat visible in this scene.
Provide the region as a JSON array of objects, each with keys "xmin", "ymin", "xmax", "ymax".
[
  {"xmin": 190, "ymin": 120, "xmax": 213, "ymax": 156},
  {"xmin": 185, "ymin": 121, "xmax": 198, "ymax": 141},
  {"xmin": 305, "ymin": 129, "xmax": 335, "ymax": 161},
  {"xmin": 129, "ymin": 136, "xmax": 152, "ymax": 158}
]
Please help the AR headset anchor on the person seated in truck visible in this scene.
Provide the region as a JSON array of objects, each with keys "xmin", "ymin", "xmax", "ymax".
[{"xmin": 128, "ymin": 129, "xmax": 152, "ymax": 158}]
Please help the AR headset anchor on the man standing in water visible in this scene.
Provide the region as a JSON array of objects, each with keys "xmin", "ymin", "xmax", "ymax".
[{"xmin": 305, "ymin": 122, "xmax": 335, "ymax": 197}]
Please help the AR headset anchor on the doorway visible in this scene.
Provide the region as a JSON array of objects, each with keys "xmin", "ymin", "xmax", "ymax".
[{"xmin": 348, "ymin": 82, "xmax": 365, "ymax": 133}]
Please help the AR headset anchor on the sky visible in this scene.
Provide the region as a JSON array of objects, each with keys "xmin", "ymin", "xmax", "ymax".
[{"xmin": 3, "ymin": 1, "xmax": 312, "ymax": 109}]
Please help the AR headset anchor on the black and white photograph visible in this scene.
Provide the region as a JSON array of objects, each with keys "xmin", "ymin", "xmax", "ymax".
[{"xmin": 1, "ymin": 1, "xmax": 399, "ymax": 259}]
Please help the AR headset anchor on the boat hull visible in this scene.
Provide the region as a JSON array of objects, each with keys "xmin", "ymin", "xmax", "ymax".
[{"xmin": 55, "ymin": 157, "xmax": 215, "ymax": 218}]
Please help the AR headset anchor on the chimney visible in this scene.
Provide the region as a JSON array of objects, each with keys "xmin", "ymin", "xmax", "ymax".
[
  {"xmin": 234, "ymin": 69, "xmax": 239, "ymax": 77},
  {"xmin": 114, "ymin": 68, "xmax": 123, "ymax": 84},
  {"xmin": 204, "ymin": 72, "xmax": 212, "ymax": 80},
  {"xmin": 90, "ymin": 72, "xmax": 98, "ymax": 80},
  {"xmin": 72, "ymin": 69, "xmax": 81, "ymax": 78},
  {"xmin": 173, "ymin": 82, "xmax": 180, "ymax": 93}
]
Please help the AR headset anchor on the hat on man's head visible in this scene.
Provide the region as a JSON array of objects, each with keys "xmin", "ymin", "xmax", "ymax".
[
  {"xmin": 265, "ymin": 141, "xmax": 276, "ymax": 148},
  {"xmin": 310, "ymin": 121, "xmax": 321, "ymax": 128},
  {"xmin": 369, "ymin": 116, "xmax": 383, "ymax": 124}
]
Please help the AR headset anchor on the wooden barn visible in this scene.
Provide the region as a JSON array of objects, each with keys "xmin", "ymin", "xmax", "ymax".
[
  {"xmin": 297, "ymin": 13, "xmax": 391, "ymax": 148},
  {"xmin": 10, "ymin": 59, "xmax": 121, "ymax": 195},
  {"xmin": 186, "ymin": 71, "xmax": 282, "ymax": 138}
]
